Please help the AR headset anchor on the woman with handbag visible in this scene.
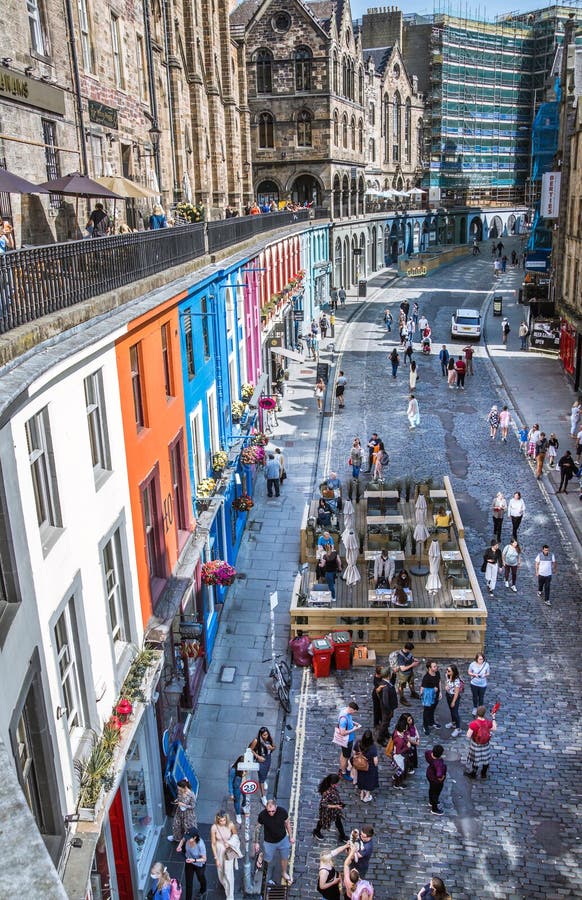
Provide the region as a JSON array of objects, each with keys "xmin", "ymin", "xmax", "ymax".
[
  {"xmin": 349, "ymin": 437, "xmax": 364, "ymax": 479},
  {"xmin": 249, "ymin": 728, "xmax": 275, "ymax": 806},
  {"xmin": 211, "ymin": 811, "xmax": 240, "ymax": 900},
  {"xmin": 352, "ymin": 729, "xmax": 379, "ymax": 803},
  {"xmin": 420, "ymin": 660, "xmax": 442, "ymax": 736},
  {"xmin": 388, "ymin": 719, "xmax": 410, "ymax": 789},
  {"xmin": 313, "ymin": 774, "xmax": 348, "ymax": 841},
  {"xmin": 169, "ymin": 778, "xmax": 197, "ymax": 843}
]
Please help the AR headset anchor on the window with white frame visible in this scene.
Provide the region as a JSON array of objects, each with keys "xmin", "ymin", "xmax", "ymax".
[
  {"xmin": 228, "ymin": 355, "xmax": 237, "ymax": 407},
  {"xmin": 84, "ymin": 370, "xmax": 111, "ymax": 481},
  {"xmin": 207, "ymin": 388, "xmax": 219, "ymax": 459},
  {"xmin": 136, "ymin": 35, "xmax": 148, "ymax": 101},
  {"xmin": 102, "ymin": 528, "xmax": 130, "ymax": 651},
  {"xmin": 190, "ymin": 407, "xmax": 205, "ymax": 488},
  {"xmin": 89, "ymin": 134, "xmax": 104, "ymax": 178},
  {"xmin": 110, "ymin": 12, "xmax": 124, "ymax": 88},
  {"xmin": 25, "ymin": 408, "xmax": 61, "ymax": 533},
  {"xmin": 54, "ymin": 598, "xmax": 86, "ymax": 732},
  {"xmin": 78, "ymin": 0, "xmax": 93, "ymax": 72},
  {"xmin": 27, "ymin": 0, "xmax": 49, "ymax": 56}
]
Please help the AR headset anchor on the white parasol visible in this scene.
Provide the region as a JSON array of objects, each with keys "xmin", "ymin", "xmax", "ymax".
[
  {"xmin": 411, "ymin": 493, "xmax": 429, "ymax": 575},
  {"xmin": 342, "ymin": 499, "xmax": 355, "ymax": 531},
  {"xmin": 343, "ymin": 548, "xmax": 361, "ymax": 585},
  {"xmin": 426, "ymin": 540, "xmax": 442, "ymax": 594},
  {"xmin": 341, "ymin": 527, "xmax": 359, "ymax": 552}
]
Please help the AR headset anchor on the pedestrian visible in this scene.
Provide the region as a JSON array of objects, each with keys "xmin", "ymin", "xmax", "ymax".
[
  {"xmin": 373, "ymin": 548, "xmax": 395, "ymax": 588},
  {"xmin": 511, "ymin": 249, "xmax": 518, "ymax": 266},
  {"xmin": 324, "ymin": 549, "xmax": 342, "ymax": 599},
  {"xmin": 342, "ymin": 847, "xmax": 374, "ymax": 900},
  {"xmin": 312, "ymin": 332, "xmax": 320, "ymax": 358},
  {"xmin": 349, "ymin": 437, "xmax": 364, "ymax": 479},
  {"xmin": 275, "ymin": 447, "xmax": 286, "ymax": 485},
  {"xmin": 425, "ymin": 744, "xmax": 447, "ymax": 815},
  {"xmin": 409, "ymin": 359, "xmax": 419, "ymax": 390},
  {"xmin": 535, "ymin": 543, "xmax": 556, "ymax": 606},
  {"xmin": 336, "ymin": 371, "xmax": 347, "ymax": 408},
  {"xmin": 412, "ymin": 301, "xmax": 419, "ymax": 328},
  {"xmin": 169, "ymin": 778, "xmax": 198, "ymax": 842},
  {"xmin": 491, "ymin": 491, "xmax": 507, "ymax": 540},
  {"xmin": 149, "ymin": 203, "xmax": 168, "ymax": 229},
  {"xmin": 548, "ymin": 433, "xmax": 559, "ymax": 467},
  {"xmin": 179, "ymin": 829, "xmax": 207, "ymax": 900},
  {"xmin": 401, "ymin": 299, "xmax": 410, "ymax": 319},
  {"xmin": 317, "ymin": 847, "xmax": 345, "ymax": 900},
  {"xmin": 330, "ymin": 311, "xmax": 336, "ymax": 336},
  {"xmin": 462, "ymin": 344, "xmax": 474, "ymax": 375},
  {"xmin": 420, "ymin": 660, "xmax": 442, "ymax": 736},
  {"xmin": 487, "ymin": 405, "xmax": 500, "ymax": 440},
  {"xmin": 314, "ymin": 377, "xmax": 325, "ymax": 413},
  {"xmin": 499, "ymin": 405, "xmax": 511, "ymax": 442},
  {"xmin": 464, "ymin": 705, "xmax": 497, "ymax": 780},
  {"xmin": 389, "ymin": 348, "xmax": 400, "ymax": 379},
  {"xmin": 482, "ymin": 538, "xmax": 502, "ymax": 594},
  {"xmin": 372, "ymin": 666, "xmax": 383, "ymax": 728},
  {"xmin": 399, "ymin": 322, "xmax": 408, "ymax": 346},
  {"xmin": 438, "ymin": 345, "xmax": 449, "ymax": 377},
  {"xmin": 444, "ymin": 664, "xmax": 462, "ymax": 737},
  {"xmin": 249, "ymin": 727, "xmax": 275, "ymax": 805},
  {"xmin": 211, "ymin": 811, "xmax": 241, "ymax": 900},
  {"xmin": 502, "ymin": 538, "xmax": 521, "ymax": 592},
  {"xmin": 228, "ymin": 756, "xmax": 244, "ymax": 824},
  {"xmin": 373, "ymin": 441, "xmax": 388, "ymax": 481},
  {"xmin": 454, "ymin": 355, "xmax": 466, "ymax": 389},
  {"xmin": 472, "ymin": 237, "xmax": 480, "ymax": 255},
  {"xmin": 497, "ymin": 240, "xmax": 504, "ymax": 257},
  {"xmin": 149, "ymin": 863, "xmax": 173, "ymax": 900},
  {"xmin": 418, "ymin": 313, "xmax": 428, "ymax": 333},
  {"xmin": 491, "ymin": 242, "xmax": 497, "ymax": 257},
  {"xmin": 404, "ymin": 341, "xmax": 414, "ymax": 366},
  {"xmin": 557, "ymin": 450, "xmax": 576, "ymax": 492},
  {"xmin": 304, "ymin": 332, "xmax": 313, "ymax": 357},
  {"xmin": 352, "ymin": 729, "xmax": 379, "ymax": 803},
  {"xmin": 535, "ymin": 431, "xmax": 548, "ymax": 478},
  {"xmin": 320, "ymin": 313, "xmax": 328, "ymax": 338},
  {"xmin": 447, "ymin": 356, "xmax": 456, "ymax": 388},
  {"xmin": 416, "ymin": 876, "xmax": 452, "ymax": 900},
  {"xmin": 394, "ymin": 641, "xmax": 421, "ymax": 704},
  {"xmin": 338, "ymin": 286, "xmax": 346, "ymax": 306},
  {"xmin": 313, "ymin": 774, "xmax": 348, "ymax": 841},
  {"xmin": 353, "ymin": 826, "xmax": 374, "ymax": 878},
  {"xmin": 468, "ymin": 652, "xmax": 490, "ymax": 714},
  {"xmin": 507, "ymin": 491, "xmax": 525, "ymax": 540},
  {"xmin": 406, "ymin": 317, "xmax": 415, "ymax": 343},
  {"xmin": 404, "ymin": 714, "xmax": 420, "ymax": 771},
  {"xmin": 501, "ymin": 317, "xmax": 511, "ymax": 347},
  {"xmin": 265, "ymin": 453, "xmax": 281, "ymax": 497},
  {"xmin": 335, "ymin": 700, "xmax": 361, "ymax": 777},
  {"xmin": 255, "ymin": 800, "xmax": 294, "ymax": 886},
  {"xmin": 407, "ymin": 394, "xmax": 420, "ymax": 430},
  {"xmin": 376, "ymin": 671, "xmax": 398, "ymax": 745},
  {"xmin": 519, "ymin": 321, "xmax": 529, "ymax": 350},
  {"xmin": 518, "ymin": 426, "xmax": 528, "ymax": 455},
  {"xmin": 86, "ymin": 202, "xmax": 111, "ymax": 237},
  {"xmin": 384, "ymin": 309, "xmax": 393, "ymax": 332},
  {"xmin": 527, "ymin": 423, "xmax": 540, "ymax": 459},
  {"xmin": 570, "ymin": 399, "xmax": 581, "ymax": 439},
  {"xmin": 501, "ymin": 254, "xmax": 507, "ymax": 273},
  {"xmin": 366, "ymin": 433, "xmax": 379, "ymax": 472},
  {"xmin": 493, "ymin": 258, "xmax": 502, "ymax": 277},
  {"xmin": 389, "ymin": 715, "xmax": 412, "ymax": 788}
]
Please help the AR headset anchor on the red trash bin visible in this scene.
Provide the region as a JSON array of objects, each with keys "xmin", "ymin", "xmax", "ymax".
[
  {"xmin": 311, "ymin": 637, "xmax": 333, "ymax": 678},
  {"xmin": 331, "ymin": 630, "xmax": 352, "ymax": 670}
]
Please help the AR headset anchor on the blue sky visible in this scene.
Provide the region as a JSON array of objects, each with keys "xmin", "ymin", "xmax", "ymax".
[{"xmin": 349, "ymin": 0, "xmax": 571, "ymax": 23}]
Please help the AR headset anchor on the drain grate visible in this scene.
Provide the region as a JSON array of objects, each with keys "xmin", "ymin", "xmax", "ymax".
[
  {"xmin": 248, "ymin": 521, "xmax": 263, "ymax": 532},
  {"xmin": 219, "ymin": 666, "xmax": 236, "ymax": 684}
]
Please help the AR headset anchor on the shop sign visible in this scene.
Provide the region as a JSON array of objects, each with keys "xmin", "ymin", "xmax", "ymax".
[
  {"xmin": 240, "ymin": 779, "xmax": 259, "ymax": 795},
  {"xmin": 406, "ymin": 265, "xmax": 427, "ymax": 277},
  {"xmin": 0, "ymin": 68, "xmax": 65, "ymax": 115},
  {"xmin": 293, "ymin": 309, "xmax": 304, "ymax": 321},
  {"xmin": 531, "ymin": 317, "xmax": 561, "ymax": 351},
  {"xmin": 88, "ymin": 100, "xmax": 118, "ymax": 130},
  {"xmin": 540, "ymin": 171, "xmax": 561, "ymax": 219}
]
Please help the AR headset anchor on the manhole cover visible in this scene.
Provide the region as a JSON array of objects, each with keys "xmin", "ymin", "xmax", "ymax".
[{"xmin": 219, "ymin": 666, "xmax": 236, "ymax": 684}]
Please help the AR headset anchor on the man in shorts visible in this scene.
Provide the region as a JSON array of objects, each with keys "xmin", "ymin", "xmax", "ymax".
[
  {"xmin": 336, "ymin": 371, "xmax": 347, "ymax": 408},
  {"xmin": 256, "ymin": 800, "xmax": 295, "ymax": 885},
  {"xmin": 396, "ymin": 641, "xmax": 421, "ymax": 705}
]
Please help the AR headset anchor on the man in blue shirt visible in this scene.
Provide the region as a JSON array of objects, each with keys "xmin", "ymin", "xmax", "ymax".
[
  {"xmin": 354, "ymin": 826, "xmax": 374, "ymax": 877},
  {"xmin": 265, "ymin": 453, "xmax": 281, "ymax": 497},
  {"xmin": 439, "ymin": 345, "xmax": 449, "ymax": 377}
]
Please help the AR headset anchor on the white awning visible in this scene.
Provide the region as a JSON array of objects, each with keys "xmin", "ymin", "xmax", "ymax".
[
  {"xmin": 248, "ymin": 372, "xmax": 269, "ymax": 408},
  {"xmin": 270, "ymin": 346, "xmax": 303, "ymax": 363}
]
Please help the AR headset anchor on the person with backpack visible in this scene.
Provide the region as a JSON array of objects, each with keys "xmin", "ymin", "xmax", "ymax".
[
  {"xmin": 420, "ymin": 660, "xmax": 442, "ymax": 736},
  {"xmin": 425, "ymin": 744, "xmax": 447, "ymax": 815},
  {"xmin": 395, "ymin": 641, "xmax": 421, "ymax": 705},
  {"xmin": 336, "ymin": 701, "xmax": 361, "ymax": 777},
  {"xmin": 444, "ymin": 664, "xmax": 463, "ymax": 737},
  {"xmin": 352, "ymin": 729, "xmax": 379, "ymax": 803},
  {"xmin": 464, "ymin": 705, "xmax": 497, "ymax": 779},
  {"xmin": 501, "ymin": 317, "xmax": 511, "ymax": 347},
  {"xmin": 389, "ymin": 348, "xmax": 400, "ymax": 378},
  {"xmin": 149, "ymin": 863, "xmax": 178, "ymax": 900},
  {"xmin": 376, "ymin": 671, "xmax": 398, "ymax": 746}
]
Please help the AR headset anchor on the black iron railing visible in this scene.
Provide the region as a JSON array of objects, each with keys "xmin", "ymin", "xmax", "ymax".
[
  {"xmin": 207, "ymin": 209, "xmax": 310, "ymax": 253},
  {"xmin": 0, "ymin": 223, "xmax": 206, "ymax": 333}
]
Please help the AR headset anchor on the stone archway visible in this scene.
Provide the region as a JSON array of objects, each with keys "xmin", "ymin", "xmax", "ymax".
[
  {"xmin": 470, "ymin": 216, "xmax": 483, "ymax": 241},
  {"xmin": 489, "ymin": 215, "xmax": 503, "ymax": 239},
  {"xmin": 257, "ymin": 180, "xmax": 280, "ymax": 206},
  {"xmin": 333, "ymin": 174, "xmax": 341, "ymax": 219},
  {"xmin": 290, "ymin": 174, "xmax": 321, "ymax": 206},
  {"xmin": 507, "ymin": 214, "xmax": 517, "ymax": 235}
]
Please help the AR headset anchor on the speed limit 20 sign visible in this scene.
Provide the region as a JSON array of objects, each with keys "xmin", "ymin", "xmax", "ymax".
[{"xmin": 240, "ymin": 779, "xmax": 259, "ymax": 795}]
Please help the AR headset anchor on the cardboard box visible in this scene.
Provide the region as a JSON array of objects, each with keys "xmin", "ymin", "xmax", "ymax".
[{"xmin": 353, "ymin": 649, "xmax": 377, "ymax": 667}]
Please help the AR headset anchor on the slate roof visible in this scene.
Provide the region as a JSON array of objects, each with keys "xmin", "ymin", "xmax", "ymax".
[
  {"xmin": 230, "ymin": 0, "xmax": 263, "ymax": 27},
  {"xmin": 363, "ymin": 46, "xmax": 393, "ymax": 73}
]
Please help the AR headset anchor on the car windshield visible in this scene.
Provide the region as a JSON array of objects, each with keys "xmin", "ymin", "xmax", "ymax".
[{"xmin": 456, "ymin": 316, "xmax": 479, "ymax": 325}]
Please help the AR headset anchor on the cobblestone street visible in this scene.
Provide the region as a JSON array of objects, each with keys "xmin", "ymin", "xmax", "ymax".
[{"xmin": 286, "ymin": 250, "xmax": 582, "ymax": 899}]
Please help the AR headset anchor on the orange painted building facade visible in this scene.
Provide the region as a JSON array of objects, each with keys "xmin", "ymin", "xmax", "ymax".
[{"xmin": 115, "ymin": 295, "xmax": 194, "ymax": 627}]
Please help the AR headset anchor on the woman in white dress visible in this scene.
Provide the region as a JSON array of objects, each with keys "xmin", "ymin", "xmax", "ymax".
[
  {"xmin": 407, "ymin": 394, "xmax": 420, "ymax": 429},
  {"xmin": 211, "ymin": 811, "xmax": 240, "ymax": 900}
]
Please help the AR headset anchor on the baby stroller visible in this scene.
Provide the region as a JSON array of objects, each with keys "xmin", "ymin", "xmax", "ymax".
[{"xmin": 421, "ymin": 335, "xmax": 432, "ymax": 354}]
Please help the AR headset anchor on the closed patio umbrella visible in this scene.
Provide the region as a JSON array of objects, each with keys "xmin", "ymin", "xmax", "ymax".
[
  {"xmin": 411, "ymin": 494, "xmax": 429, "ymax": 575},
  {"xmin": 426, "ymin": 540, "xmax": 442, "ymax": 594},
  {"xmin": 343, "ymin": 548, "xmax": 361, "ymax": 586},
  {"xmin": 341, "ymin": 527, "xmax": 359, "ymax": 553},
  {"xmin": 342, "ymin": 501, "xmax": 355, "ymax": 532}
]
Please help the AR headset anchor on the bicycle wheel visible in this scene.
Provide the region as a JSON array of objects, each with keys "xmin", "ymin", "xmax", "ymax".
[
  {"xmin": 278, "ymin": 660, "xmax": 292, "ymax": 688},
  {"xmin": 277, "ymin": 680, "xmax": 291, "ymax": 714}
]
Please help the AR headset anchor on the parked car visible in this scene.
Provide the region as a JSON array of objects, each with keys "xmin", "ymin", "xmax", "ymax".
[{"xmin": 451, "ymin": 308, "xmax": 481, "ymax": 340}]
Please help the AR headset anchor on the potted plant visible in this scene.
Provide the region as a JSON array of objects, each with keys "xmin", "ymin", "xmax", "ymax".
[
  {"xmin": 212, "ymin": 451, "xmax": 228, "ymax": 473},
  {"xmin": 115, "ymin": 698, "xmax": 133, "ymax": 724},
  {"xmin": 241, "ymin": 382, "xmax": 254, "ymax": 402},
  {"xmin": 201, "ymin": 560, "xmax": 237, "ymax": 587},
  {"xmin": 231, "ymin": 400, "xmax": 246, "ymax": 423},
  {"xmin": 75, "ymin": 735, "xmax": 114, "ymax": 819},
  {"xmin": 232, "ymin": 494, "xmax": 254, "ymax": 512},
  {"xmin": 196, "ymin": 477, "xmax": 217, "ymax": 499}
]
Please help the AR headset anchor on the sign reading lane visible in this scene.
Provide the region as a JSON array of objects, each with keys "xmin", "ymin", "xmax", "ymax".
[{"xmin": 240, "ymin": 779, "xmax": 259, "ymax": 795}]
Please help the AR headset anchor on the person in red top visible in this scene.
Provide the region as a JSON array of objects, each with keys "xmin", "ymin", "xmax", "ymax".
[
  {"xmin": 464, "ymin": 705, "xmax": 497, "ymax": 780},
  {"xmin": 462, "ymin": 344, "xmax": 475, "ymax": 375},
  {"xmin": 454, "ymin": 355, "xmax": 466, "ymax": 390}
]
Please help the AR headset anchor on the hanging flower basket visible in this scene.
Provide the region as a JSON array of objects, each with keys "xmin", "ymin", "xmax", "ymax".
[
  {"xmin": 201, "ymin": 560, "xmax": 237, "ymax": 587},
  {"xmin": 212, "ymin": 451, "xmax": 228, "ymax": 472},
  {"xmin": 241, "ymin": 383, "xmax": 254, "ymax": 402},
  {"xmin": 196, "ymin": 477, "xmax": 217, "ymax": 498},
  {"xmin": 241, "ymin": 446, "xmax": 258, "ymax": 466},
  {"xmin": 259, "ymin": 396, "xmax": 277, "ymax": 411},
  {"xmin": 251, "ymin": 432, "xmax": 269, "ymax": 446},
  {"xmin": 232, "ymin": 400, "xmax": 246, "ymax": 422},
  {"xmin": 232, "ymin": 494, "xmax": 254, "ymax": 512}
]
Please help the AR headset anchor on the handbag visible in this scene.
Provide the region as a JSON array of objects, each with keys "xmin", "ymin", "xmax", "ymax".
[
  {"xmin": 393, "ymin": 753, "xmax": 406, "ymax": 772},
  {"xmin": 332, "ymin": 726, "xmax": 349, "ymax": 748},
  {"xmin": 421, "ymin": 686, "xmax": 436, "ymax": 706},
  {"xmin": 352, "ymin": 750, "xmax": 369, "ymax": 772},
  {"xmin": 384, "ymin": 736, "xmax": 395, "ymax": 758}
]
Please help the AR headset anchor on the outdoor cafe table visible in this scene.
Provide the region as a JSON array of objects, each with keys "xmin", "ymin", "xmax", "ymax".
[
  {"xmin": 366, "ymin": 515, "xmax": 405, "ymax": 526},
  {"xmin": 430, "ymin": 490, "xmax": 448, "ymax": 500},
  {"xmin": 368, "ymin": 588, "xmax": 413, "ymax": 607},
  {"xmin": 450, "ymin": 589, "xmax": 476, "ymax": 608},
  {"xmin": 364, "ymin": 490, "xmax": 399, "ymax": 499},
  {"xmin": 365, "ymin": 549, "xmax": 405, "ymax": 561},
  {"xmin": 441, "ymin": 550, "xmax": 462, "ymax": 562}
]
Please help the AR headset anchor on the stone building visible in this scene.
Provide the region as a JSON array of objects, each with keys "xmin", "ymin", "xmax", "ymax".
[{"xmin": 0, "ymin": 0, "xmax": 249, "ymax": 244}]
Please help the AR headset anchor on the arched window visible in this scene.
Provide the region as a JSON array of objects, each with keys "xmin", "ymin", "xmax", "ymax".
[
  {"xmin": 417, "ymin": 117, "xmax": 424, "ymax": 165},
  {"xmin": 350, "ymin": 61, "xmax": 355, "ymax": 100},
  {"xmin": 342, "ymin": 113, "xmax": 348, "ymax": 149},
  {"xmin": 405, "ymin": 98, "xmax": 411, "ymax": 163},
  {"xmin": 392, "ymin": 92, "xmax": 401, "ymax": 162},
  {"xmin": 369, "ymin": 137, "xmax": 375, "ymax": 163},
  {"xmin": 342, "ymin": 56, "xmax": 348, "ymax": 97},
  {"xmin": 297, "ymin": 109, "xmax": 312, "ymax": 146},
  {"xmin": 351, "ymin": 116, "xmax": 356, "ymax": 151},
  {"xmin": 358, "ymin": 67, "xmax": 364, "ymax": 105},
  {"xmin": 369, "ymin": 102, "xmax": 375, "ymax": 126},
  {"xmin": 255, "ymin": 49, "xmax": 272, "ymax": 94},
  {"xmin": 333, "ymin": 51, "xmax": 338, "ymax": 93},
  {"xmin": 258, "ymin": 112, "xmax": 274, "ymax": 148},
  {"xmin": 358, "ymin": 118, "xmax": 363, "ymax": 154},
  {"xmin": 383, "ymin": 93, "xmax": 389, "ymax": 163},
  {"xmin": 333, "ymin": 110, "xmax": 339, "ymax": 146},
  {"xmin": 295, "ymin": 47, "xmax": 312, "ymax": 92}
]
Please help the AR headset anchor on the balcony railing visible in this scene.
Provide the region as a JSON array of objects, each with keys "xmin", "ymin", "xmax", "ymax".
[{"xmin": 0, "ymin": 209, "xmax": 319, "ymax": 336}]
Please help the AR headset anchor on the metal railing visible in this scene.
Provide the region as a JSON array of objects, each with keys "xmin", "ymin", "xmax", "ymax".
[
  {"xmin": 207, "ymin": 209, "xmax": 310, "ymax": 253},
  {"xmin": 0, "ymin": 223, "xmax": 206, "ymax": 333}
]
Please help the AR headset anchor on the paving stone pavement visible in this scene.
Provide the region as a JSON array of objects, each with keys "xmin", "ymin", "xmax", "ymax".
[{"xmin": 287, "ymin": 250, "xmax": 582, "ymax": 899}]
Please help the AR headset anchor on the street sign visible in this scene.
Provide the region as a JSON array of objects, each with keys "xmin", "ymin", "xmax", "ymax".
[
  {"xmin": 293, "ymin": 309, "xmax": 304, "ymax": 321},
  {"xmin": 240, "ymin": 779, "xmax": 259, "ymax": 795}
]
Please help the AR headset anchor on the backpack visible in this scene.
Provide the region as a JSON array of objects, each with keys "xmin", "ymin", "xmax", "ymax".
[
  {"xmin": 352, "ymin": 748, "xmax": 369, "ymax": 771},
  {"xmin": 472, "ymin": 722, "xmax": 491, "ymax": 745},
  {"xmin": 388, "ymin": 650, "xmax": 400, "ymax": 673},
  {"xmin": 381, "ymin": 451, "xmax": 390, "ymax": 467},
  {"xmin": 384, "ymin": 736, "xmax": 395, "ymax": 758},
  {"xmin": 170, "ymin": 878, "xmax": 182, "ymax": 900}
]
